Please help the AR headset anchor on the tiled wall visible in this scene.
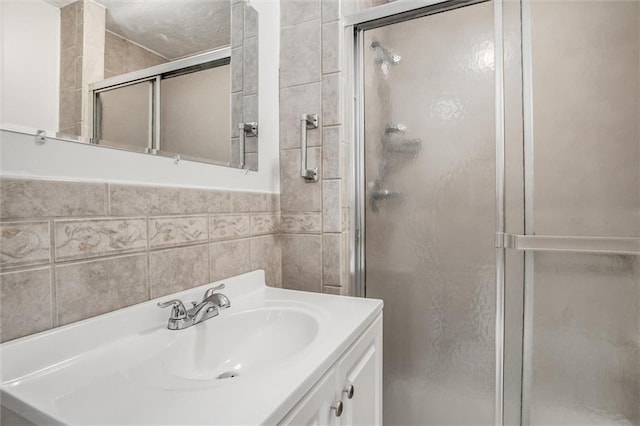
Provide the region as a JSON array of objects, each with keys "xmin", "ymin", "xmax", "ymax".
[
  {"xmin": 104, "ymin": 31, "xmax": 168, "ymax": 79},
  {"xmin": 58, "ymin": 0, "xmax": 105, "ymax": 138},
  {"xmin": 276, "ymin": 0, "xmax": 396, "ymax": 295},
  {"xmin": 58, "ymin": 0, "xmax": 85, "ymax": 137},
  {"xmin": 278, "ymin": 0, "xmax": 352, "ymax": 295},
  {"xmin": 0, "ymin": 178, "xmax": 280, "ymax": 342},
  {"xmin": 230, "ymin": 1, "xmax": 260, "ymax": 171}
]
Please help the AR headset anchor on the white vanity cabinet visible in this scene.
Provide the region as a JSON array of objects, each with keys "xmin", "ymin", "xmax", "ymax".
[{"xmin": 280, "ymin": 314, "xmax": 382, "ymax": 426}]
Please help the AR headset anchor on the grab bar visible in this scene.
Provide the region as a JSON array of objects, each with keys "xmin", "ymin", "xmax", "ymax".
[
  {"xmin": 496, "ymin": 233, "xmax": 640, "ymax": 255},
  {"xmin": 300, "ymin": 113, "xmax": 318, "ymax": 182},
  {"xmin": 238, "ymin": 122, "xmax": 258, "ymax": 169}
]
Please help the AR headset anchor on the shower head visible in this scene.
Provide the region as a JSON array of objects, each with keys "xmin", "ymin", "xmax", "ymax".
[
  {"xmin": 370, "ymin": 41, "xmax": 401, "ymax": 78},
  {"xmin": 370, "ymin": 41, "xmax": 402, "ymax": 65}
]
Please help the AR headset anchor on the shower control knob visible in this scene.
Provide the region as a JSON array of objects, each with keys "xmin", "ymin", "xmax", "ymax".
[
  {"xmin": 330, "ymin": 401, "xmax": 344, "ymax": 417},
  {"xmin": 343, "ymin": 384, "xmax": 355, "ymax": 399}
]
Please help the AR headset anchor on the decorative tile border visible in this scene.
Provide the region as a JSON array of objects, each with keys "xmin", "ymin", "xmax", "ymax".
[
  {"xmin": 281, "ymin": 213, "xmax": 322, "ymax": 233},
  {"xmin": 149, "ymin": 215, "xmax": 208, "ymax": 249},
  {"xmin": 0, "ymin": 221, "xmax": 51, "ymax": 269},
  {"xmin": 54, "ymin": 218, "xmax": 147, "ymax": 261},
  {"xmin": 210, "ymin": 214, "xmax": 251, "ymax": 241},
  {"xmin": 251, "ymin": 213, "xmax": 280, "ymax": 235}
]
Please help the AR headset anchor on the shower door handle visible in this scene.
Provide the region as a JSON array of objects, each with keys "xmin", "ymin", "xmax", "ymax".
[{"xmin": 300, "ymin": 113, "xmax": 318, "ymax": 182}]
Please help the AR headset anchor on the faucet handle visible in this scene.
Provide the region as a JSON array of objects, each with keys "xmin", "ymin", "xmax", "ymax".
[
  {"xmin": 157, "ymin": 299, "xmax": 187, "ymax": 320},
  {"xmin": 203, "ymin": 283, "xmax": 225, "ymax": 299}
]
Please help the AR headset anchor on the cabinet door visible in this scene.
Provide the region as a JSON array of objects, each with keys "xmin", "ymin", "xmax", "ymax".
[
  {"xmin": 279, "ymin": 368, "xmax": 338, "ymax": 426},
  {"xmin": 338, "ymin": 315, "xmax": 383, "ymax": 426}
]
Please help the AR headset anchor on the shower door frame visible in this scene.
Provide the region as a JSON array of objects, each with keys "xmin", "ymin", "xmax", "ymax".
[
  {"xmin": 348, "ymin": 2, "xmax": 640, "ymax": 425},
  {"xmin": 344, "ymin": 1, "xmax": 509, "ymax": 425}
]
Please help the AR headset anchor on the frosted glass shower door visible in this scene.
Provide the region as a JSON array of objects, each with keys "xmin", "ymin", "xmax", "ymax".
[
  {"xmin": 523, "ymin": 1, "xmax": 640, "ymax": 424},
  {"xmin": 362, "ymin": 3, "xmax": 496, "ymax": 424}
]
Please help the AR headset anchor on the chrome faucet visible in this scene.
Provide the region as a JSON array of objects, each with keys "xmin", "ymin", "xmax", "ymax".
[
  {"xmin": 202, "ymin": 283, "xmax": 231, "ymax": 310},
  {"xmin": 157, "ymin": 283, "xmax": 230, "ymax": 330},
  {"xmin": 157, "ymin": 298, "xmax": 218, "ymax": 330}
]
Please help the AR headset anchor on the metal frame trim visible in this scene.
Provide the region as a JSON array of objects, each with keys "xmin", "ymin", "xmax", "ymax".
[
  {"xmin": 153, "ymin": 76, "xmax": 161, "ymax": 152},
  {"xmin": 87, "ymin": 50, "xmax": 234, "ymax": 168},
  {"xmin": 351, "ymin": 24, "xmax": 367, "ymax": 298},
  {"xmin": 349, "ymin": 1, "xmax": 508, "ymax": 424},
  {"xmin": 520, "ymin": 1, "xmax": 535, "ymax": 422},
  {"xmin": 344, "ymin": 0, "xmax": 472, "ymax": 26},
  {"xmin": 89, "ymin": 47, "xmax": 231, "ymax": 92},
  {"xmin": 494, "ymin": 1, "xmax": 506, "ymax": 425}
]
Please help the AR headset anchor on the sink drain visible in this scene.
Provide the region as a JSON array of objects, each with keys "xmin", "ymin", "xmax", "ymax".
[{"xmin": 217, "ymin": 371, "xmax": 240, "ymax": 380}]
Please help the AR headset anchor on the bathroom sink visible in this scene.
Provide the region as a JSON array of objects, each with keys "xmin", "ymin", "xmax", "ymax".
[
  {"xmin": 0, "ymin": 270, "xmax": 383, "ymax": 425},
  {"xmin": 161, "ymin": 307, "xmax": 320, "ymax": 380}
]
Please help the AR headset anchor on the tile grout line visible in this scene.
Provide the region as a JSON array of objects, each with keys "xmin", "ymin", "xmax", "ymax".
[
  {"xmin": 207, "ymin": 212, "xmax": 212, "ymax": 283},
  {"xmin": 319, "ymin": 9, "xmax": 327, "ymax": 292},
  {"xmin": 279, "ymin": 79, "xmax": 323, "ymax": 91},
  {"xmin": 50, "ymin": 219, "xmax": 58, "ymax": 328},
  {"xmin": 106, "ymin": 183, "xmax": 111, "ymax": 216},
  {"xmin": 146, "ymin": 215, "xmax": 151, "ymax": 300}
]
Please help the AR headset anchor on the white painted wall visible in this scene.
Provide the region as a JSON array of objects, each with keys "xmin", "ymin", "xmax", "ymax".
[
  {"xmin": 0, "ymin": 0, "xmax": 280, "ymax": 193},
  {"xmin": 1, "ymin": 0, "xmax": 60, "ymax": 133}
]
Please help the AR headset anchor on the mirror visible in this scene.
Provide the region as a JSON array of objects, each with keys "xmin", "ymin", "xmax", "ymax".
[{"xmin": 1, "ymin": 0, "xmax": 259, "ymax": 170}]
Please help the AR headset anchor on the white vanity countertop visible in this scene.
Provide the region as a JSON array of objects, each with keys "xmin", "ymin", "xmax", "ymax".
[{"xmin": 0, "ymin": 271, "xmax": 383, "ymax": 425}]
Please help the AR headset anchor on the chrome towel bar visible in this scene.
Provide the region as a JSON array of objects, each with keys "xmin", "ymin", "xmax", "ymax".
[
  {"xmin": 300, "ymin": 113, "xmax": 318, "ymax": 182},
  {"xmin": 495, "ymin": 233, "xmax": 640, "ymax": 255}
]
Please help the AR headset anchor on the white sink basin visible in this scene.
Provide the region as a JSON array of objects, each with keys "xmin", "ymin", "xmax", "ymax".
[
  {"xmin": 162, "ymin": 307, "xmax": 319, "ymax": 381},
  {"xmin": 0, "ymin": 270, "xmax": 383, "ymax": 425}
]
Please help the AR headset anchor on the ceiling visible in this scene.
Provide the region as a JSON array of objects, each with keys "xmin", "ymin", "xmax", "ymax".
[{"xmin": 47, "ymin": 0, "xmax": 231, "ymax": 60}]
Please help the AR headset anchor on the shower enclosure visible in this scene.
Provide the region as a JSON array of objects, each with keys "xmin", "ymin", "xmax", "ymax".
[{"xmin": 348, "ymin": 0, "xmax": 640, "ymax": 424}]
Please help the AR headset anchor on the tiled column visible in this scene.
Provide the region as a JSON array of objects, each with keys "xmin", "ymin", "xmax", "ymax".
[
  {"xmin": 59, "ymin": 1, "xmax": 84, "ymax": 136},
  {"xmin": 58, "ymin": 0, "xmax": 105, "ymax": 139},
  {"xmin": 230, "ymin": 1, "xmax": 259, "ymax": 170},
  {"xmin": 81, "ymin": 0, "xmax": 105, "ymax": 139},
  {"xmin": 279, "ymin": 0, "xmax": 349, "ymax": 295}
]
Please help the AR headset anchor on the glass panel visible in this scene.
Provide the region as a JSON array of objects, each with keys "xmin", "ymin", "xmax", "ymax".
[
  {"xmin": 526, "ymin": 2, "xmax": 640, "ymax": 424},
  {"xmin": 363, "ymin": 3, "xmax": 496, "ymax": 424},
  {"xmin": 160, "ymin": 64, "xmax": 231, "ymax": 164},
  {"xmin": 530, "ymin": 0, "xmax": 640, "ymax": 238},
  {"xmin": 530, "ymin": 252, "xmax": 640, "ymax": 424},
  {"xmin": 96, "ymin": 81, "xmax": 152, "ymax": 150}
]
